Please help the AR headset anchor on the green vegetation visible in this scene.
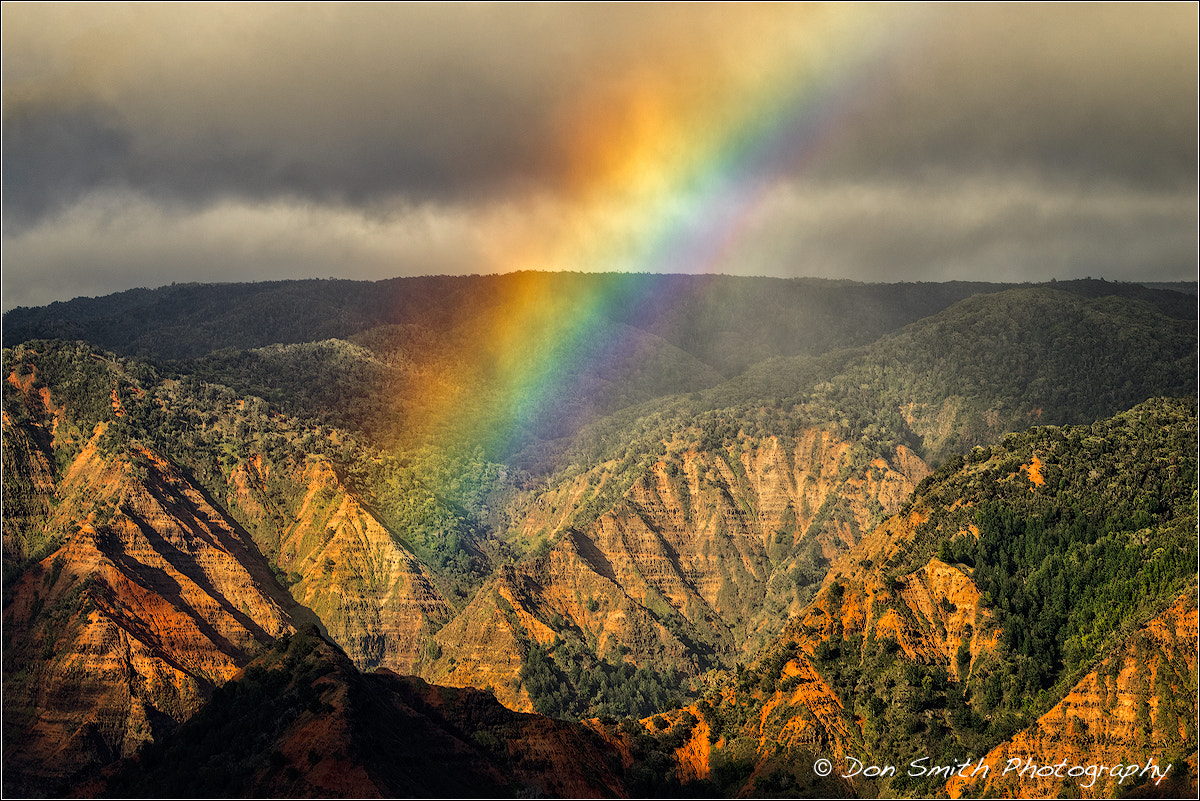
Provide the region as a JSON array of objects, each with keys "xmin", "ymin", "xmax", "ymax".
[
  {"xmin": 675, "ymin": 640, "xmax": 863, "ymax": 797},
  {"xmin": 11, "ymin": 277, "xmax": 1191, "ymax": 474},
  {"xmin": 520, "ymin": 637, "xmax": 691, "ymax": 721},
  {"xmin": 695, "ymin": 288, "xmax": 1197, "ymax": 468},
  {"xmin": 0, "ymin": 340, "xmax": 523, "ymax": 625},
  {"xmin": 363, "ymin": 446, "xmax": 511, "ymax": 602},
  {"xmin": 183, "ymin": 340, "xmax": 392, "ymax": 437},
  {"xmin": 808, "ymin": 397, "xmax": 1198, "ymax": 791},
  {"xmin": 2, "ymin": 342, "xmax": 120, "ymax": 580}
]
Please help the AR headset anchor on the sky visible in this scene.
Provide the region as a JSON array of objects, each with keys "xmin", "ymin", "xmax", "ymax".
[{"xmin": 2, "ymin": 2, "xmax": 1196, "ymax": 311}]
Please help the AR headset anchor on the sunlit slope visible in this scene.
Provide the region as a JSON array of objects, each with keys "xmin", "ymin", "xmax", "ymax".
[
  {"xmin": 1, "ymin": 344, "xmax": 471, "ymax": 794},
  {"xmin": 417, "ymin": 428, "xmax": 929, "ymax": 713},
  {"xmin": 2, "ymin": 354, "xmax": 307, "ymax": 796},
  {"xmin": 34, "ymin": 396, "xmax": 1193, "ymax": 799},
  {"xmin": 664, "ymin": 396, "xmax": 1197, "ymax": 797},
  {"xmin": 411, "ymin": 285, "xmax": 1195, "ymax": 719},
  {"xmin": 946, "ymin": 593, "xmax": 1196, "ymax": 798}
]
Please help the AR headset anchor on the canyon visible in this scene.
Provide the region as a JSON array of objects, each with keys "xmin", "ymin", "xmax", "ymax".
[{"xmin": 3, "ymin": 276, "xmax": 1196, "ymax": 797}]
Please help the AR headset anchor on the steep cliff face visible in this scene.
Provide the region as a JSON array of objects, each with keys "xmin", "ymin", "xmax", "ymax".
[
  {"xmin": 2, "ymin": 424, "xmax": 301, "ymax": 796},
  {"xmin": 252, "ymin": 458, "xmax": 455, "ymax": 674},
  {"xmin": 420, "ymin": 543, "xmax": 690, "ymax": 712},
  {"xmin": 795, "ymin": 552, "xmax": 1000, "ymax": 682},
  {"xmin": 946, "ymin": 592, "xmax": 1198, "ymax": 799},
  {"xmin": 885, "ymin": 558, "xmax": 999, "ymax": 679},
  {"xmin": 619, "ymin": 645, "xmax": 865, "ymax": 798},
  {"xmin": 420, "ymin": 429, "xmax": 929, "ymax": 713},
  {"xmin": 655, "ymin": 399, "xmax": 1197, "ymax": 798},
  {"xmin": 3, "ymin": 350, "xmax": 478, "ymax": 794}
]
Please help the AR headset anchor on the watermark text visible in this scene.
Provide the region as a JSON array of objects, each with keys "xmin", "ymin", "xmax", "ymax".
[{"xmin": 815, "ymin": 755, "xmax": 1173, "ymax": 789}]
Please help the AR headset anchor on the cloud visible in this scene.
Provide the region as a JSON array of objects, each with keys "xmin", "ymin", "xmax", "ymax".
[
  {"xmin": 2, "ymin": 3, "xmax": 576, "ymax": 220},
  {"xmin": 8, "ymin": 4, "xmax": 1190, "ymax": 215},
  {"xmin": 812, "ymin": 4, "xmax": 1197, "ymax": 187},
  {"xmin": 720, "ymin": 173, "xmax": 1198, "ymax": 283},
  {"xmin": 4, "ymin": 3, "xmax": 835, "ymax": 219},
  {"xmin": 5, "ymin": 169, "xmax": 1191, "ymax": 312},
  {"xmin": 2, "ymin": 3, "xmax": 1196, "ymax": 307},
  {"xmin": 0, "ymin": 192, "xmax": 485, "ymax": 310}
]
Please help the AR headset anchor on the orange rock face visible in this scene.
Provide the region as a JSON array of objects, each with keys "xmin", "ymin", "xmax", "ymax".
[
  {"xmin": 946, "ymin": 592, "xmax": 1198, "ymax": 799},
  {"xmin": 3, "ymin": 362, "xmax": 467, "ymax": 792},
  {"xmin": 3, "ymin": 427, "xmax": 302, "ymax": 795},
  {"xmin": 421, "ymin": 429, "xmax": 930, "ymax": 712},
  {"xmin": 1022, "ymin": 454, "xmax": 1045, "ymax": 487},
  {"xmin": 671, "ymin": 707, "xmax": 715, "ymax": 783},
  {"xmin": 270, "ymin": 459, "xmax": 454, "ymax": 674},
  {"xmin": 883, "ymin": 558, "xmax": 1000, "ymax": 678},
  {"xmin": 795, "ymin": 516, "xmax": 1000, "ymax": 683}
]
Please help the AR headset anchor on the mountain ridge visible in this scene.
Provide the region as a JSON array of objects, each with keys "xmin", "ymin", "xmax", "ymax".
[
  {"xmin": 5, "ymin": 274, "xmax": 1192, "ymax": 367},
  {"xmin": 3, "ymin": 277, "xmax": 1196, "ymax": 797}
]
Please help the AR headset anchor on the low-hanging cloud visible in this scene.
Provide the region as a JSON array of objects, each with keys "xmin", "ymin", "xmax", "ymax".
[
  {"xmin": 1, "ymin": 192, "xmax": 488, "ymax": 309},
  {"xmin": 728, "ymin": 174, "xmax": 1198, "ymax": 283}
]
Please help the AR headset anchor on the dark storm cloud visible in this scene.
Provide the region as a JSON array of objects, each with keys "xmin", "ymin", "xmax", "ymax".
[
  {"xmin": 2, "ymin": 3, "xmax": 585, "ymax": 226},
  {"xmin": 813, "ymin": 3, "xmax": 1198, "ymax": 189},
  {"xmin": 727, "ymin": 174, "xmax": 1197, "ymax": 285},
  {"xmin": 6, "ymin": 4, "xmax": 1189, "ymax": 223},
  {"xmin": 2, "ymin": 104, "xmax": 133, "ymax": 226},
  {"xmin": 4, "ymin": 2, "xmax": 803, "ymax": 224},
  {"xmin": 1, "ymin": 3, "xmax": 1196, "ymax": 310}
]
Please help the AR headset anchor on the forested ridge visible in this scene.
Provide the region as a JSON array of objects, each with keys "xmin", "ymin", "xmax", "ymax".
[
  {"xmin": 537, "ymin": 286, "xmax": 1196, "ymax": 483},
  {"xmin": 631, "ymin": 397, "xmax": 1198, "ymax": 797},
  {"xmin": 9, "ymin": 276, "xmax": 1189, "ymax": 474},
  {"xmin": 806, "ymin": 398, "xmax": 1197, "ymax": 788},
  {"xmin": 4, "ymin": 273, "xmax": 1190, "ymax": 365}
]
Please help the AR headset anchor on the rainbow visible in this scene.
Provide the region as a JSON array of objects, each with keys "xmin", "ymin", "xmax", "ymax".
[{"xmin": 402, "ymin": 5, "xmax": 921, "ymax": 459}]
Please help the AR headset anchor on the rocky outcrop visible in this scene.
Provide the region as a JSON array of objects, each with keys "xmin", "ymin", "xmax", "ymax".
[
  {"xmin": 267, "ymin": 459, "xmax": 454, "ymax": 674},
  {"xmin": 946, "ymin": 592, "xmax": 1198, "ymax": 799},
  {"xmin": 794, "ymin": 517, "xmax": 1000, "ymax": 681},
  {"xmin": 3, "ymin": 429, "xmax": 302, "ymax": 796},
  {"xmin": 755, "ymin": 655, "xmax": 857, "ymax": 752},
  {"xmin": 420, "ymin": 546, "xmax": 688, "ymax": 712},
  {"xmin": 886, "ymin": 558, "xmax": 999, "ymax": 679},
  {"xmin": 422, "ymin": 429, "xmax": 930, "ymax": 711},
  {"xmin": 414, "ymin": 567, "xmax": 539, "ymax": 712}
]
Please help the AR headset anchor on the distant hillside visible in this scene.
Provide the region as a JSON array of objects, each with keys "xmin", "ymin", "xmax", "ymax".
[
  {"xmin": 5, "ymin": 273, "xmax": 1191, "ymax": 369},
  {"xmin": 554, "ymin": 285, "xmax": 1198, "ymax": 472},
  {"xmin": 6, "ymin": 274, "xmax": 1191, "ymax": 469},
  {"xmin": 741, "ymin": 286, "xmax": 1198, "ymax": 465},
  {"xmin": 1139, "ymin": 280, "xmax": 1198, "ymax": 296}
]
